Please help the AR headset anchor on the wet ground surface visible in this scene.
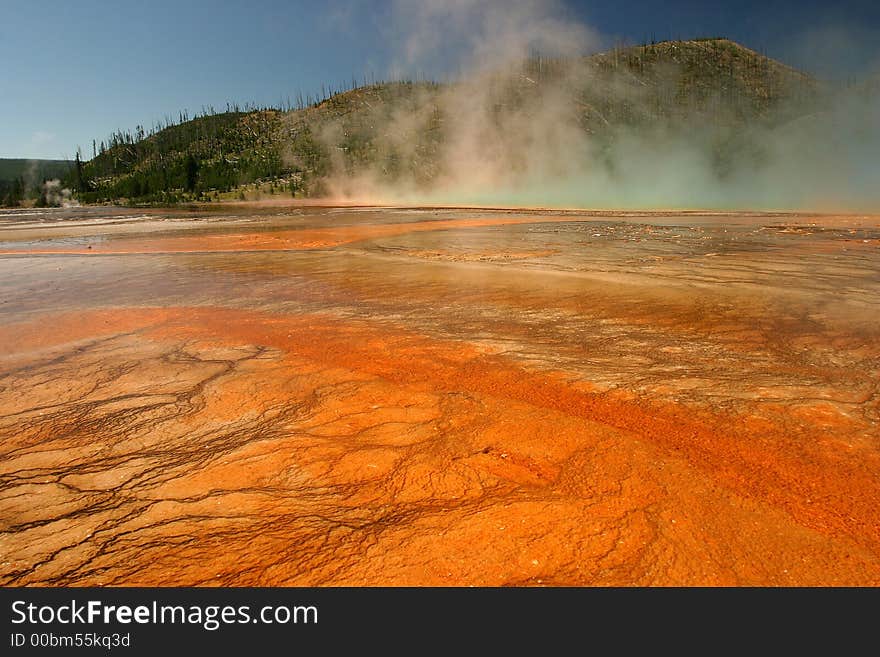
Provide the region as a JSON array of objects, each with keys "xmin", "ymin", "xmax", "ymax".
[{"xmin": 0, "ymin": 205, "xmax": 878, "ymax": 585}]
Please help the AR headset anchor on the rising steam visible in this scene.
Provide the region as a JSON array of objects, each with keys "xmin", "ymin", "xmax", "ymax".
[
  {"xmin": 41, "ymin": 179, "xmax": 78, "ymax": 207},
  {"xmin": 315, "ymin": 0, "xmax": 880, "ymax": 212}
]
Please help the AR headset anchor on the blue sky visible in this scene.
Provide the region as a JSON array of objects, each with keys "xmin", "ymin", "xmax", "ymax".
[{"xmin": 2, "ymin": 0, "xmax": 878, "ymax": 159}]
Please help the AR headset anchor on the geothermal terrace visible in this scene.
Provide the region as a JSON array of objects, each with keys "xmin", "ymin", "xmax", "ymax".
[{"xmin": 0, "ymin": 205, "xmax": 878, "ymax": 585}]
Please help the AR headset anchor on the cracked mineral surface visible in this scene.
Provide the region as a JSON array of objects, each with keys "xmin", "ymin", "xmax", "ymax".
[{"xmin": 1, "ymin": 205, "xmax": 878, "ymax": 585}]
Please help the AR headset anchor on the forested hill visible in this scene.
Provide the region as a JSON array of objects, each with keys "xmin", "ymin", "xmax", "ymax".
[
  {"xmin": 64, "ymin": 39, "xmax": 829, "ymax": 205},
  {"xmin": 0, "ymin": 159, "xmax": 72, "ymax": 181}
]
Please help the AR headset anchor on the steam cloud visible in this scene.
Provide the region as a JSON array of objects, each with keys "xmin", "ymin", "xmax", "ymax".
[
  {"xmin": 42, "ymin": 179, "xmax": 78, "ymax": 207},
  {"xmin": 316, "ymin": 0, "xmax": 880, "ymax": 211}
]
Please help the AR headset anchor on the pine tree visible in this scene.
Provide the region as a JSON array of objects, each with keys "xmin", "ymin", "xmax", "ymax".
[
  {"xmin": 10, "ymin": 177, "xmax": 24, "ymax": 206},
  {"xmin": 74, "ymin": 150, "xmax": 88, "ymax": 193},
  {"xmin": 185, "ymin": 154, "xmax": 199, "ymax": 192}
]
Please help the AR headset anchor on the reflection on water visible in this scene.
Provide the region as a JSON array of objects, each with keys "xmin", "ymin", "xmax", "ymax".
[{"xmin": 1, "ymin": 206, "xmax": 879, "ymax": 585}]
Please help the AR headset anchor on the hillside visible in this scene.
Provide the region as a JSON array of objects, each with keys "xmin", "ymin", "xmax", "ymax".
[
  {"xmin": 79, "ymin": 111, "xmax": 282, "ymax": 203},
  {"xmin": 70, "ymin": 39, "xmax": 827, "ymax": 205},
  {"xmin": 0, "ymin": 158, "xmax": 73, "ymax": 182},
  {"xmin": 584, "ymin": 39, "xmax": 817, "ymax": 119}
]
